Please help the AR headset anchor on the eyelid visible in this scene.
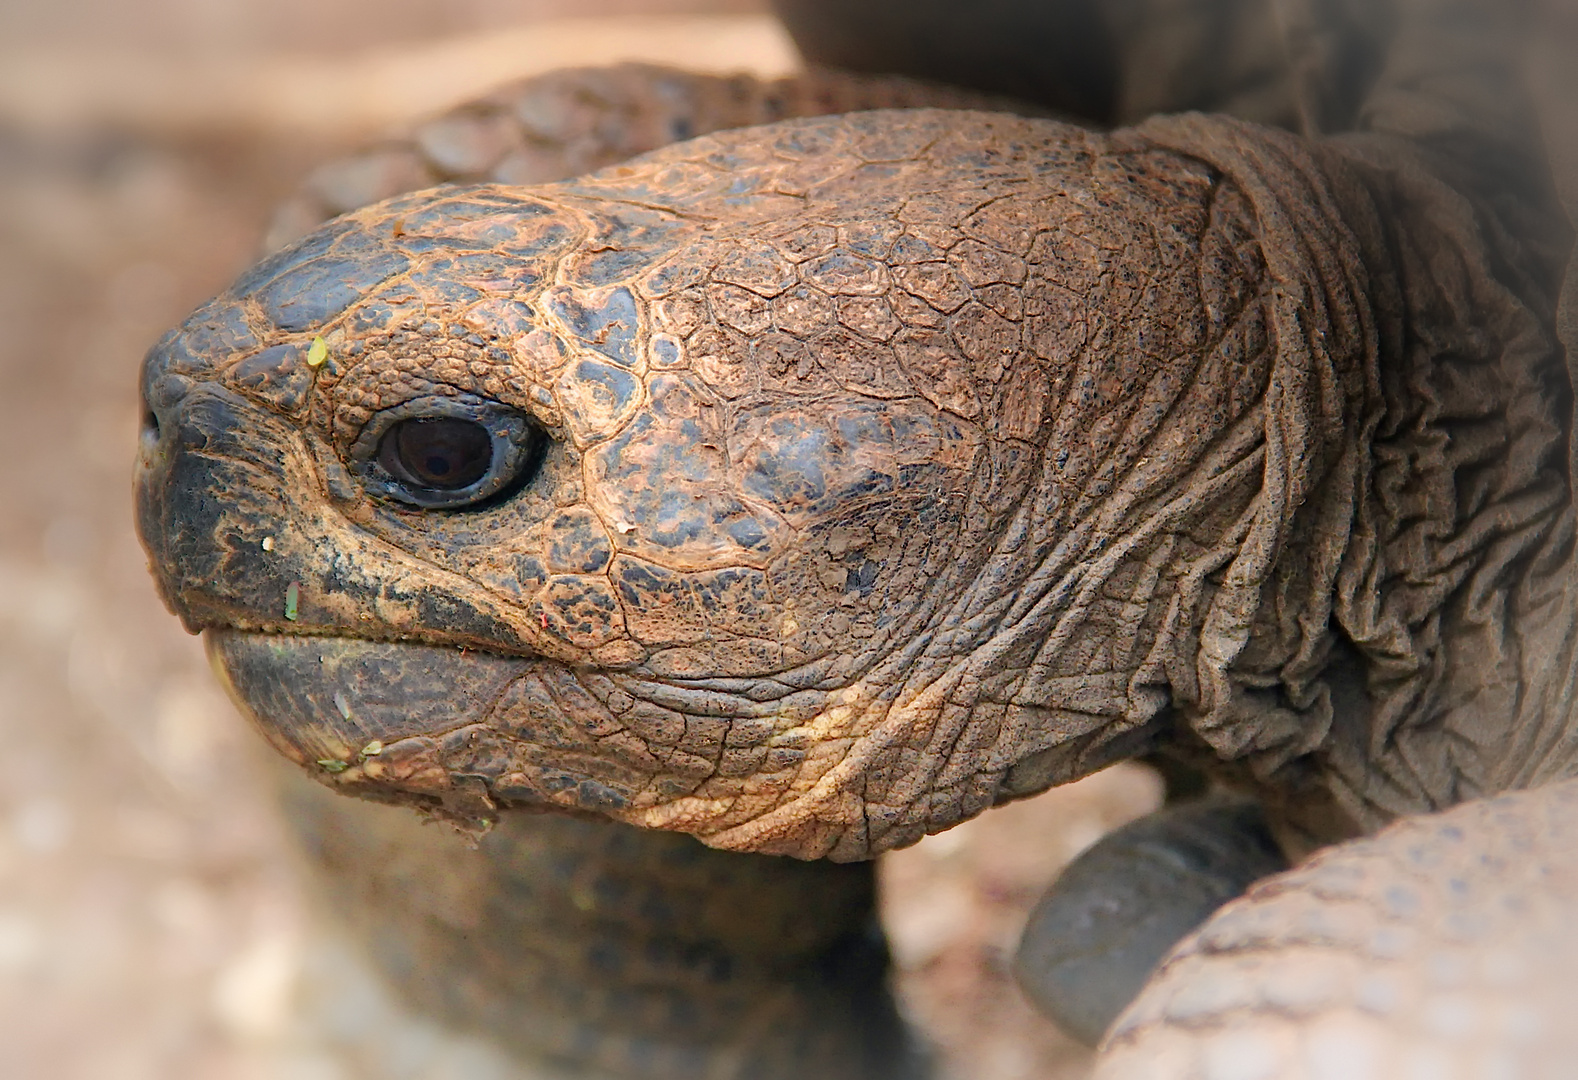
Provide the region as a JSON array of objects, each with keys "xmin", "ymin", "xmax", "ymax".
[{"xmin": 346, "ymin": 393, "xmax": 546, "ymax": 509}]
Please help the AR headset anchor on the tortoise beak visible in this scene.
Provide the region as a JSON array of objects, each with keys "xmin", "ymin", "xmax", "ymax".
[{"xmin": 135, "ymin": 368, "xmax": 292, "ymax": 633}]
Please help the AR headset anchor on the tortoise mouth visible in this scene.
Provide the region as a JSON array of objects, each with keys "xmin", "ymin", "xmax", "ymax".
[
  {"xmin": 204, "ymin": 627, "xmax": 942, "ymax": 861},
  {"xmin": 203, "ymin": 628, "xmax": 826, "ymax": 831},
  {"xmin": 206, "ymin": 629, "xmax": 525, "ymax": 763},
  {"xmin": 206, "ymin": 627, "xmax": 677, "ymax": 827}
]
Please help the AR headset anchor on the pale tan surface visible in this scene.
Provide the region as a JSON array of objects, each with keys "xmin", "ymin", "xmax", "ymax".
[
  {"xmin": 0, "ymin": 3, "xmax": 1162, "ymax": 1078},
  {"xmin": 0, "ymin": 17, "xmax": 801, "ymax": 137},
  {"xmin": 0, "ymin": 124, "xmax": 318, "ymax": 1080},
  {"xmin": 0, "ymin": 0, "xmax": 765, "ymax": 54}
]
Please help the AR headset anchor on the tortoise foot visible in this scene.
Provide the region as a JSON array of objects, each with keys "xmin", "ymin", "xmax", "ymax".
[{"xmin": 1014, "ymin": 797, "xmax": 1287, "ymax": 1045}]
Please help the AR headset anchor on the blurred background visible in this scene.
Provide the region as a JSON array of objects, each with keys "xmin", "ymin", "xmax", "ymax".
[{"xmin": 0, "ymin": 1, "xmax": 1168, "ymax": 1078}]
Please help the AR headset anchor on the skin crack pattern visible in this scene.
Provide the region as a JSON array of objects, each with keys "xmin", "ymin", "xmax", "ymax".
[{"xmin": 136, "ymin": 103, "xmax": 1570, "ymax": 870}]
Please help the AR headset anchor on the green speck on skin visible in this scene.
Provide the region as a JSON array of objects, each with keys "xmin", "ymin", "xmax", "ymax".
[
  {"xmin": 285, "ymin": 581, "xmax": 300, "ymax": 621},
  {"xmin": 360, "ymin": 739, "xmax": 383, "ymax": 758},
  {"xmin": 317, "ymin": 759, "xmax": 348, "ymax": 773},
  {"xmin": 307, "ymin": 336, "xmax": 329, "ymax": 367},
  {"xmin": 334, "ymin": 690, "xmax": 352, "ymax": 720}
]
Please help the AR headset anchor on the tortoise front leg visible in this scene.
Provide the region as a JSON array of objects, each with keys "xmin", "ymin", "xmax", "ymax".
[
  {"xmin": 1014, "ymin": 795, "xmax": 1289, "ymax": 1047},
  {"xmin": 1096, "ymin": 777, "xmax": 1578, "ymax": 1077}
]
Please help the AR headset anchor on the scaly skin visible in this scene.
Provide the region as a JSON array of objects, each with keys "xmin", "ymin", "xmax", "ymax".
[
  {"xmin": 135, "ymin": 0, "xmax": 1578, "ymax": 1072},
  {"xmin": 272, "ymin": 760, "xmax": 915, "ymax": 1079},
  {"xmin": 141, "ymin": 100, "xmax": 1567, "ymax": 856},
  {"xmin": 143, "ymin": 109, "xmax": 1345, "ymax": 859},
  {"xmin": 240, "ymin": 66, "xmax": 1042, "ymax": 1080}
]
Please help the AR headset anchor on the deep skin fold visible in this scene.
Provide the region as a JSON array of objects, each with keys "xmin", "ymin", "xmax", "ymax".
[{"xmin": 137, "ymin": 105, "xmax": 1573, "ymax": 865}]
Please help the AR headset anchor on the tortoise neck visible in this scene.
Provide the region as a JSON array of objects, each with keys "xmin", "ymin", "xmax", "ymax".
[{"xmin": 1212, "ymin": 124, "xmax": 1575, "ymax": 845}]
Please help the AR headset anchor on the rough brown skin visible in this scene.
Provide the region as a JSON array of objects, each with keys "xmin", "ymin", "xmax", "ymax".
[
  {"xmin": 135, "ymin": 0, "xmax": 1578, "ymax": 1073},
  {"xmin": 1097, "ymin": 778, "xmax": 1578, "ymax": 1078},
  {"xmin": 162, "ymin": 67, "xmax": 1021, "ymax": 1079},
  {"xmin": 144, "ymin": 100, "xmax": 1566, "ymax": 857},
  {"xmin": 146, "ymin": 108, "xmax": 1330, "ymax": 860}
]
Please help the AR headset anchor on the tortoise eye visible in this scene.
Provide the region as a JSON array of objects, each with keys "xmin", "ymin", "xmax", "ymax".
[
  {"xmin": 351, "ymin": 395, "xmax": 548, "ymax": 510},
  {"xmin": 380, "ymin": 418, "xmax": 493, "ymax": 490}
]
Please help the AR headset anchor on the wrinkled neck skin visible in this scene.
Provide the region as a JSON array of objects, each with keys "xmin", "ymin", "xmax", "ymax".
[
  {"xmin": 1146, "ymin": 117, "xmax": 1577, "ymax": 851},
  {"xmin": 137, "ymin": 108, "xmax": 1573, "ymax": 862}
]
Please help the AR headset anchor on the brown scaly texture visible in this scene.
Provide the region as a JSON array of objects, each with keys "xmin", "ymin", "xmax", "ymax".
[
  {"xmin": 233, "ymin": 65, "xmax": 1054, "ymax": 1080},
  {"xmin": 1087, "ymin": 1, "xmax": 1578, "ymax": 1069},
  {"xmin": 139, "ymin": 93, "xmax": 1569, "ymax": 863},
  {"xmin": 140, "ymin": 110, "xmax": 1343, "ymax": 860},
  {"xmin": 1137, "ymin": 110, "xmax": 1574, "ymax": 853},
  {"xmin": 271, "ymin": 760, "xmax": 915, "ymax": 1080}
]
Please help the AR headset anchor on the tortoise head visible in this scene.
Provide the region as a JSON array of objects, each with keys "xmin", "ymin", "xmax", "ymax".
[{"xmin": 136, "ymin": 110, "xmax": 1354, "ymax": 859}]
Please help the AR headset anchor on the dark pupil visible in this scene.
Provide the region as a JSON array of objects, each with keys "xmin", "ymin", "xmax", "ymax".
[{"xmin": 383, "ymin": 418, "xmax": 493, "ymax": 490}]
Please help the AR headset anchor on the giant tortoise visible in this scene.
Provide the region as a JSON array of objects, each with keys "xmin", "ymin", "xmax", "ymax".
[{"xmin": 134, "ymin": 0, "xmax": 1578, "ymax": 1075}]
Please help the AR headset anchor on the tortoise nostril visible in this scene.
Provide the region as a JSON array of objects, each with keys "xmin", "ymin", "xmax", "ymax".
[
  {"xmin": 138, "ymin": 391, "xmax": 164, "ymax": 457},
  {"xmin": 140, "ymin": 372, "xmax": 195, "ymax": 450}
]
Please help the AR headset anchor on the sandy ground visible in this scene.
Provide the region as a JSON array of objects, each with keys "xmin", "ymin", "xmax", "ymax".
[{"xmin": 0, "ymin": 3, "xmax": 1166, "ymax": 1078}]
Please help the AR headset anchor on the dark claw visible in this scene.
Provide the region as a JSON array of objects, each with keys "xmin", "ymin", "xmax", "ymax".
[{"xmin": 1013, "ymin": 796, "xmax": 1288, "ymax": 1046}]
